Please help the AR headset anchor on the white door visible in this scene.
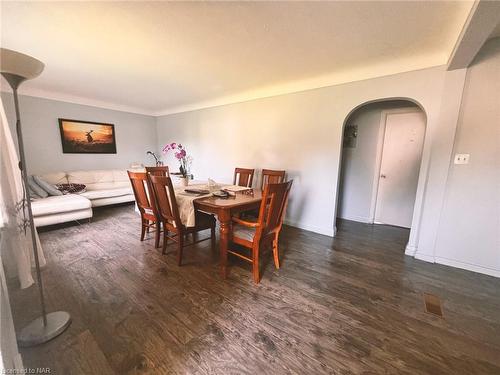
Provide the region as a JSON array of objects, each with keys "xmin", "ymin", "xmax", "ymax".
[{"xmin": 374, "ymin": 111, "xmax": 425, "ymax": 228}]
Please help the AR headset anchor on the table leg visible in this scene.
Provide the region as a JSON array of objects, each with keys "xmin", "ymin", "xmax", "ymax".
[{"xmin": 218, "ymin": 211, "xmax": 231, "ymax": 279}]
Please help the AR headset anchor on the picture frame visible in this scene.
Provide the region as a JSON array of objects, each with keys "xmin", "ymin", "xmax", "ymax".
[{"xmin": 58, "ymin": 118, "xmax": 117, "ymax": 154}]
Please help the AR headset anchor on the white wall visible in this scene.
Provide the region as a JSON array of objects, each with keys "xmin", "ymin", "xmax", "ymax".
[
  {"xmin": 1, "ymin": 93, "xmax": 157, "ymax": 175},
  {"xmin": 432, "ymin": 38, "xmax": 500, "ymax": 277},
  {"xmin": 338, "ymin": 101, "xmax": 418, "ymax": 223},
  {"xmin": 156, "ymin": 65, "xmax": 467, "ymax": 247}
]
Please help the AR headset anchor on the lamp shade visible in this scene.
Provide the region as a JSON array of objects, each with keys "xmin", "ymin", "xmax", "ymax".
[{"xmin": 0, "ymin": 48, "xmax": 44, "ymax": 80}]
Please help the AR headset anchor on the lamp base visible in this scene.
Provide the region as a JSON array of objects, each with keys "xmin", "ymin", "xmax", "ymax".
[{"xmin": 18, "ymin": 311, "xmax": 71, "ymax": 347}]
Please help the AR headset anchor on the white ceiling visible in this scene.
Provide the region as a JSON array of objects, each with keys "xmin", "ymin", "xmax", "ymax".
[{"xmin": 1, "ymin": 1, "xmax": 474, "ymax": 115}]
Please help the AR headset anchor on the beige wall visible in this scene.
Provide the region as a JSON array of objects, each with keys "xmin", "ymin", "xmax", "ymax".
[
  {"xmin": 1, "ymin": 93, "xmax": 157, "ymax": 175},
  {"xmin": 433, "ymin": 38, "xmax": 500, "ymax": 277},
  {"xmin": 156, "ymin": 65, "xmax": 467, "ymax": 262}
]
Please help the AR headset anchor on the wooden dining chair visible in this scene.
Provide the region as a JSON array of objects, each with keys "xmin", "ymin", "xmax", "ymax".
[
  {"xmin": 127, "ymin": 171, "xmax": 162, "ymax": 248},
  {"xmin": 229, "ymin": 180, "xmax": 293, "ymax": 283},
  {"xmin": 261, "ymin": 169, "xmax": 286, "ymax": 190},
  {"xmin": 149, "ymin": 175, "xmax": 216, "ymax": 266},
  {"xmin": 146, "ymin": 166, "xmax": 169, "ymax": 177},
  {"xmin": 233, "ymin": 168, "xmax": 255, "ymax": 188}
]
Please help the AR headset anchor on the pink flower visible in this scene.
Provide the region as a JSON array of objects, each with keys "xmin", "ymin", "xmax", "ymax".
[{"xmin": 162, "ymin": 142, "xmax": 188, "ymax": 159}]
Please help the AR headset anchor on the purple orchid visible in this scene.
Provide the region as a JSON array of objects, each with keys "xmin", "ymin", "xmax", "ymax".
[{"xmin": 162, "ymin": 142, "xmax": 192, "ymax": 177}]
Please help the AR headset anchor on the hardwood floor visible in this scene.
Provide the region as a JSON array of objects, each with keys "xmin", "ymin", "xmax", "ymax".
[{"xmin": 9, "ymin": 204, "xmax": 500, "ymax": 374}]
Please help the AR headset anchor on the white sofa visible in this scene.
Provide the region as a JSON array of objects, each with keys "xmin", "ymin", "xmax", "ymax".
[{"xmin": 32, "ymin": 169, "xmax": 134, "ymax": 227}]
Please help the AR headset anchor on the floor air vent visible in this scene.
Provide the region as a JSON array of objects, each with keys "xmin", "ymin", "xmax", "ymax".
[{"xmin": 423, "ymin": 293, "xmax": 444, "ymax": 317}]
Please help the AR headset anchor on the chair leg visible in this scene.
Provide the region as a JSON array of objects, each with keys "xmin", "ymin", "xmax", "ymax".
[
  {"xmin": 163, "ymin": 229, "xmax": 169, "ymax": 253},
  {"xmin": 154, "ymin": 222, "xmax": 161, "ymax": 248},
  {"xmin": 162, "ymin": 229, "xmax": 168, "ymax": 255},
  {"xmin": 177, "ymin": 232, "xmax": 184, "ymax": 266},
  {"xmin": 140, "ymin": 219, "xmax": 147, "ymax": 241},
  {"xmin": 273, "ymin": 236, "xmax": 280, "ymax": 269},
  {"xmin": 252, "ymin": 245, "xmax": 260, "ymax": 283}
]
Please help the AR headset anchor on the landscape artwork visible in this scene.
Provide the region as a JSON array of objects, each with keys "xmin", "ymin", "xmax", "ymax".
[{"xmin": 59, "ymin": 119, "xmax": 117, "ymax": 154}]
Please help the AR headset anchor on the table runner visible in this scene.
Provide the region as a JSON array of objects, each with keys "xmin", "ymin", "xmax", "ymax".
[
  {"xmin": 173, "ymin": 183, "xmax": 212, "ymax": 227},
  {"xmin": 174, "ymin": 183, "xmax": 248, "ymax": 227}
]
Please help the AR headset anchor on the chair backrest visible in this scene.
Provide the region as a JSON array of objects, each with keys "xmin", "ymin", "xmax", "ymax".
[
  {"xmin": 127, "ymin": 171, "xmax": 157, "ymax": 216},
  {"xmin": 148, "ymin": 175, "xmax": 181, "ymax": 228},
  {"xmin": 256, "ymin": 180, "xmax": 293, "ymax": 239},
  {"xmin": 146, "ymin": 166, "xmax": 169, "ymax": 177},
  {"xmin": 261, "ymin": 169, "xmax": 286, "ymax": 190},
  {"xmin": 233, "ymin": 168, "xmax": 255, "ymax": 187}
]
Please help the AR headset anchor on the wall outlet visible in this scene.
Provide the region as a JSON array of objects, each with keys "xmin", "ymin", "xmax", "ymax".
[{"xmin": 454, "ymin": 153, "xmax": 470, "ymax": 164}]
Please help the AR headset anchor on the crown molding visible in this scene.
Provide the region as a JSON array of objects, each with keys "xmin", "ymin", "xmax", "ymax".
[
  {"xmin": 153, "ymin": 62, "xmax": 444, "ymax": 117},
  {"xmin": 2, "ymin": 62, "xmax": 444, "ymax": 118},
  {"xmin": 0, "ymin": 85, "xmax": 154, "ymax": 116}
]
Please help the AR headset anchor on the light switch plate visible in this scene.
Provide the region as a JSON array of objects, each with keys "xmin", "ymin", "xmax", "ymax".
[{"xmin": 454, "ymin": 154, "xmax": 470, "ymax": 164}]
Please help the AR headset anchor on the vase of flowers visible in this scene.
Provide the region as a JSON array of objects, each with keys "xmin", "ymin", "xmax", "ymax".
[{"xmin": 162, "ymin": 142, "xmax": 192, "ymax": 186}]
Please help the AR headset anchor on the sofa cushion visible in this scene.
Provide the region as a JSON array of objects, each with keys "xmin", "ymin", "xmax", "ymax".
[
  {"xmin": 28, "ymin": 185, "xmax": 42, "ymax": 200},
  {"xmin": 34, "ymin": 208, "xmax": 92, "ymax": 227},
  {"xmin": 67, "ymin": 170, "xmax": 112, "ymax": 190},
  {"xmin": 90, "ymin": 194, "xmax": 135, "ymax": 207},
  {"xmin": 31, "ymin": 195, "xmax": 91, "ymax": 216},
  {"xmin": 80, "ymin": 187, "xmax": 133, "ymax": 200},
  {"xmin": 67, "ymin": 169, "xmax": 130, "ymax": 190},
  {"xmin": 34, "ymin": 175, "xmax": 63, "ymax": 196},
  {"xmin": 28, "ymin": 176, "xmax": 48, "ymax": 198},
  {"xmin": 112, "ymin": 169, "xmax": 129, "ymax": 182},
  {"xmin": 40, "ymin": 172, "xmax": 68, "ymax": 185}
]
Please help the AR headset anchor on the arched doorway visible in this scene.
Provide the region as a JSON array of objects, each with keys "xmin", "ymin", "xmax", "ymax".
[{"xmin": 336, "ymin": 99, "xmax": 427, "ymax": 248}]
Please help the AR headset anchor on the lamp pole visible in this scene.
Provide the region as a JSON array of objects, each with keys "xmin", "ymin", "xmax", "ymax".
[
  {"xmin": 1, "ymin": 48, "xmax": 71, "ymax": 347},
  {"xmin": 5, "ymin": 75, "xmax": 48, "ymax": 327}
]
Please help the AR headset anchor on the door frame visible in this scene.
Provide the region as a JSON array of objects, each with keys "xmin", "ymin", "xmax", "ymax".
[{"xmin": 368, "ymin": 107, "xmax": 425, "ymax": 224}]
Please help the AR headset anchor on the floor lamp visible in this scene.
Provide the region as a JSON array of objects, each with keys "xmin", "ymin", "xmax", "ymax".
[{"xmin": 1, "ymin": 48, "xmax": 71, "ymax": 346}]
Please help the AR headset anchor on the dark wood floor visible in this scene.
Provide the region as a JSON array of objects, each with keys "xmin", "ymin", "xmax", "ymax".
[{"xmin": 9, "ymin": 204, "xmax": 500, "ymax": 374}]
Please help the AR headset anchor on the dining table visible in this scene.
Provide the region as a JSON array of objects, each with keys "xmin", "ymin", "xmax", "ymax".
[{"xmin": 193, "ymin": 189, "xmax": 263, "ymax": 278}]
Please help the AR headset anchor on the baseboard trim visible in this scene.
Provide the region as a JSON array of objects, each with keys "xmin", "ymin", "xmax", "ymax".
[
  {"xmin": 412, "ymin": 252, "xmax": 500, "ymax": 278},
  {"xmin": 434, "ymin": 256, "xmax": 500, "ymax": 278},
  {"xmin": 338, "ymin": 214, "xmax": 373, "ymax": 223},
  {"xmin": 414, "ymin": 253, "xmax": 436, "ymax": 263},
  {"xmin": 404, "ymin": 243, "xmax": 418, "ymax": 256},
  {"xmin": 283, "ymin": 219, "xmax": 335, "ymax": 237}
]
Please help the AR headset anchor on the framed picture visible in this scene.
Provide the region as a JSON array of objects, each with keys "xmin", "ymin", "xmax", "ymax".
[{"xmin": 58, "ymin": 119, "xmax": 117, "ymax": 154}]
